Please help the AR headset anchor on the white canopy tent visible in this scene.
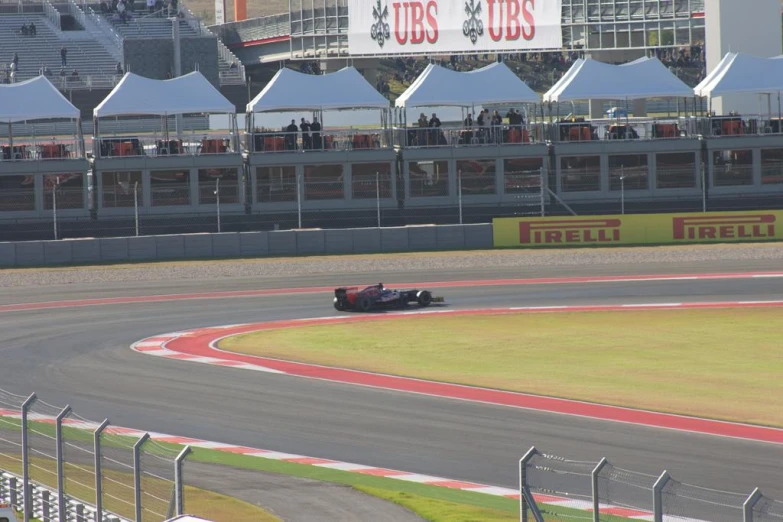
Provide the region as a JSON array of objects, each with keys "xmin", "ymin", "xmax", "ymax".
[
  {"xmin": 95, "ymin": 72, "xmax": 236, "ymax": 117},
  {"xmin": 0, "ymin": 75, "xmax": 82, "ymax": 153},
  {"xmin": 395, "ymin": 62, "xmax": 540, "ymax": 109},
  {"xmin": 694, "ymin": 52, "xmax": 783, "ymax": 97},
  {"xmin": 543, "ymin": 57, "xmax": 693, "ymax": 102},
  {"xmin": 247, "ymin": 66, "xmax": 389, "ymax": 113}
]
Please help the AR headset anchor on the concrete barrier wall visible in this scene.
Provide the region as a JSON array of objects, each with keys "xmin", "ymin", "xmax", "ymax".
[{"xmin": 0, "ymin": 224, "xmax": 495, "ymax": 267}]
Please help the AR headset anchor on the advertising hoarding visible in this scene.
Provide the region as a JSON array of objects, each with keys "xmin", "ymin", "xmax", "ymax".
[
  {"xmin": 348, "ymin": 0, "xmax": 563, "ymax": 56},
  {"xmin": 494, "ymin": 211, "xmax": 783, "ymax": 247}
]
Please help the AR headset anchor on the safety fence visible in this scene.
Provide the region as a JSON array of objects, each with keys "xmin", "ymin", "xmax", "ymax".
[
  {"xmin": 519, "ymin": 447, "xmax": 783, "ymax": 522},
  {"xmin": 0, "ymin": 389, "xmax": 190, "ymax": 522}
]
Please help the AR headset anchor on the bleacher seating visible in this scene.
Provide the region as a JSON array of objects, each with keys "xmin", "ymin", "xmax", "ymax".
[{"xmin": 0, "ymin": 14, "xmax": 117, "ymax": 85}]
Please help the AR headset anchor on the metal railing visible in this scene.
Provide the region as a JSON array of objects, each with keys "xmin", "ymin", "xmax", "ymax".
[
  {"xmin": 395, "ymin": 124, "xmax": 544, "ymax": 148},
  {"xmin": 83, "ymin": 4, "xmax": 123, "ymax": 50},
  {"xmin": 41, "ymin": 0, "xmax": 60, "ymax": 29},
  {"xmin": 95, "ymin": 133, "xmax": 238, "ymax": 158},
  {"xmin": 519, "ymin": 446, "xmax": 783, "ymax": 522},
  {"xmin": 183, "ymin": 5, "xmax": 246, "ymax": 84},
  {"xmin": 0, "ymin": 138, "xmax": 84, "ymax": 161},
  {"xmin": 247, "ymin": 128, "xmax": 392, "ymax": 153}
]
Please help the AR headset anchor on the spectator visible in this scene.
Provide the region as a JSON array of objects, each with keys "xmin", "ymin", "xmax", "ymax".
[
  {"xmin": 60, "ymin": 46, "xmax": 67, "ymax": 67},
  {"xmin": 100, "ymin": 0, "xmax": 109, "ymax": 13},
  {"xmin": 117, "ymin": 0, "xmax": 128, "ymax": 22},
  {"xmin": 42, "ymin": 65, "xmax": 51, "ymax": 77},
  {"xmin": 59, "ymin": 67, "xmax": 66, "ymax": 78},
  {"xmin": 29, "ymin": 22, "xmax": 36, "ymax": 36},
  {"xmin": 417, "ymin": 113, "xmax": 428, "ymax": 128},
  {"xmin": 284, "ymin": 119, "xmax": 298, "ymax": 150},
  {"xmin": 429, "ymin": 113, "xmax": 441, "ymax": 127},
  {"xmin": 147, "ymin": 0, "xmax": 155, "ymax": 14},
  {"xmin": 310, "ymin": 117, "xmax": 322, "ymax": 149},
  {"xmin": 115, "ymin": 61, "xmax": 123, "ymax": 75},
  {"xmin": 300, "ymin": 118, "xmax": 311, "ymax": 150},
  {"xmin": 464, "ymin": 113, "xmax": 473, "ymax": 128},
  {"xmin": 20, "ymin": 23, "xmax": 28, "ymax": 36}
]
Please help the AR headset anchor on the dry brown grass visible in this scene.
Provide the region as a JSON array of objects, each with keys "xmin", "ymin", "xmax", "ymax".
[{"xmin": 185, "ymin": 0, "xmax": 289, "ymax": 25}]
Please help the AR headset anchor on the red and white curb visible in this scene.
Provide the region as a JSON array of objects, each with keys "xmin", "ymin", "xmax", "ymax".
[{"xmin": 0, "ymin": 409, "xmax": 659, "ymax": 520}]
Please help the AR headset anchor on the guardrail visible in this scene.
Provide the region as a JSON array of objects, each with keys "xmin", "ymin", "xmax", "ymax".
[
  {"xmin": 0, "ymin": 470, "xmax": 126, "ymax": 522},
  {"xmin": 42, "ymin": 0, "xmax": 60, "ymax": 29}
]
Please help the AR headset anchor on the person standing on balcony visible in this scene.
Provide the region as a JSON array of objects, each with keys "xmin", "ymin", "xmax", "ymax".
[
  {"xmin": 60, "ymin": 46, "xmax": 67, "ymax": 67},
  {"xmin": 310, "ymin": 117, "xmax": 322, "ymax": 150},
  {"xmin": 300, "ymin": 118, "xmax": 311, "ymax": 150}
]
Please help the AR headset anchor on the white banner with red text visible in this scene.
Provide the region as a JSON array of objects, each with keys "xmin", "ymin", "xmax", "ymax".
[{"xmin": 348, "ymin": 0, "xmax": 563, "ymax": 56}]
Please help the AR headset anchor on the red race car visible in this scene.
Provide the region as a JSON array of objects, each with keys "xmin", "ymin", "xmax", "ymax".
[{"xmin": 333, "ymin": 283, "xmax": 444, "ymax": 312}]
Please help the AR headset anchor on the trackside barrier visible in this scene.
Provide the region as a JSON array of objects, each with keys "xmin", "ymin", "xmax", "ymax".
[
  {"xmin": 494, "ymin": 210, "xmax": 783, "ymax": 248},
  {"xmin": 0, "ymin": 224, "xmax": 494, "ymax": 267},
  {"xmin": 518, "ymin": 446, "xmax": 782, "ymax": 522},
  {"xmin": 0, "ymin": 389, "xmax": 191, "ymax": 522}
]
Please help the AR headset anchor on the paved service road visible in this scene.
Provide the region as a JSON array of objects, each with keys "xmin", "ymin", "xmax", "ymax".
[{"xmin": 1, "ymin": 261, "xmax": 781, "ymax": 505}]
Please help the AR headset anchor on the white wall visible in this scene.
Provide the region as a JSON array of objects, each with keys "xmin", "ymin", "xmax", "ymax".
[{"xmin": 706, "ymin": 0, "xmax": 783, "ymax": 114}]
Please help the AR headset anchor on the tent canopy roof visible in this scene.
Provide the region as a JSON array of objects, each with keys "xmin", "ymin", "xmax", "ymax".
[
  {"xmin": 247, "ymin": 67, "xmax": 389, "ymax": 112},
  {"xmin": 694, "ymin": 52, "xmax": 783, "ymax": 97},
  {"xmin": 395, "ymin": 62, "xmax": 540, "ymax": 108},
  {"xmin": 543, "ymin": 57, "xmax": 693, "ymax": 102},
  {"xmin": 94, "ymin": 72, "xmax": 235, "ymax": 118},
  {"xmin": 0, "ymin": 76, "xmax": 80, "ymax": 123}
]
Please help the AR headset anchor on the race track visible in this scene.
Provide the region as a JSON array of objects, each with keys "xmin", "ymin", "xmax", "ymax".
[{"xmin": 1, "ymin": 260, "xmax": 782, "ymax": 502}]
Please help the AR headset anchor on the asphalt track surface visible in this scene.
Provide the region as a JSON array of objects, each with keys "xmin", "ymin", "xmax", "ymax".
[{"xmin": 1, "ymin": 260, "xmax": 782, "ymax": 507}]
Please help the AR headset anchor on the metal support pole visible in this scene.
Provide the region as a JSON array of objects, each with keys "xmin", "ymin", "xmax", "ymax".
[
  {"xmin": 376, "ymin": 171, "xmax": 381, "ymax": 228},
  {"xmin": 296, "ymin": 171, "xmax": 302, "ymax": 229},
  {"xmin": 458, "ymin": 169, "xmax": 463, "ymax": 225},
  {"xmin": 55, "ymin": 405, "xmax": 72, "ymax": 522},
  {"xmin": 174, "ymin": 446, "xmax": 191, "ymax": 516},
  {"xmin": 743, "ymin": 488, "xmax": 763, "ymax": 522},
  {"xmin": 133, "ymin": 181, "xmax": 139, "ymax": 236},
  {"xmin": 591, "ymin": 458, "xmax": 608, "ymax": 522},
  {"xmin": 701, "ymin": 163, "xmax": 707, "ymax": 213},
  {"xmin": 652, "ymin": 470, "xmax": 671, "ymax": 522},
  {"xmin": 519, "ymin": 446, "xmax": 543, "ymax": 522},
  {"xmin": 53, "ymin": 177, "xmax": 59, "ymax": 240},
  {"xmin": 133, "ymin": 433, "xmax": 150, "ymax": 522},
  {"xmin": 41, "ymin": 489, "xmax": 50, "ymax": 522},
  {"xmin": 539, "ymin": 167, "xmax": 545, "ymax": 217},
  {"xmin": 21, "ymin": 393, "xmax": 37, "ymax": 522},
  {"xmin": 171, "ymin": 17, "xmax": 182, "ymax": 135},
  {"xmin": 620, "ymin": 171, "xmax": 626, "ymax": 215},
  {"xmin": 93, "ymin": 419, "xmax": 109, "ymax": 522},
  {"xmin": 215, "ymin": 178, "xmax": 221, "ymax": 233}
]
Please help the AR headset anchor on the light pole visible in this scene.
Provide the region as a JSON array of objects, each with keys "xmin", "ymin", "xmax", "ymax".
[{"xmin": 214, "ymin": 178, "xmax": 221, "ymax": 233}]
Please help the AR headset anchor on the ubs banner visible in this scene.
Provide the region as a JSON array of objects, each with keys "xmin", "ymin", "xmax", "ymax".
[
  {"xmin": 348, "ymin": 0, "xmax": 563, "ymax": 56},
  {"xmin": 493, "ymin": 211, "xmax": 783, "ymax": 247}
]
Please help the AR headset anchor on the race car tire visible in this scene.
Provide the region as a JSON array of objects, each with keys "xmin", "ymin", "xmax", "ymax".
[
  {"xmin": 357, "ymin": 295, "xmax": 373, "ymax": 312},
  {"xmin": 333, "ymin": 298, "xmax": 346, "ymax": 311},
  {"xmin": 417, "ymin": 290, "xmax": 432, "ymax": 307}
]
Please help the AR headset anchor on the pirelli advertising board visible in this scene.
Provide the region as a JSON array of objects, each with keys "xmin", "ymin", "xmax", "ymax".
[{"xmin": 493, "ymin": 211, "xmax": 783, "ymax": 248}]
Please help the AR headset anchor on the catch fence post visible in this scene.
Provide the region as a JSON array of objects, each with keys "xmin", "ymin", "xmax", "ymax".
[
  {"xmin": 376, "ymin": 171, "xmax": 381, "ymax": 228},
  {"xmin": 743, "ymin": 488, "xmax": 762, "ymax": 522},
  {"xmin": 133, "ymin": 181, "xmax": 139, "ymax": 236},
  {"xmin": 458, "ymin": 169, "xmax": 463, "ymax": 225},
  {"xmin": 519, "ymin": 446, "xmax": 543, "ymax": 522},
  {"xmin": 592, "ymin": 458, "xmax": 608, "ymax": 522},
  {"xmin": 296, "ymin": 171, "xmax": 302, "ymax": 229},
  {"xmin": 652, "ymin": 470, "xmax": 671, "ymax": 522},
  {"xmin": 21, "ymin": 393, "xmax": 37, "ymax": 522},
  {"xmin": 93, "ymin": 419, "xmax": 109, "ymax": 522},
  {"xmin": 55, "ymin": 405, "xmax": 72, "ymax": 522},
  {"xmin": 133, "ymin": 433, "xmax": 150, "ymax": 522},
  {"xmin": 539, "ymin": 167, "xmax": 545, "ymax": 217},
  {"xmin": 174, "ymin": 446, "xmax": 191, "ymax": 516}
]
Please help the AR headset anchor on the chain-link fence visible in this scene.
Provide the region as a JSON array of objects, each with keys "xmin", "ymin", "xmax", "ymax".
[
  {"xmin": 520, "ymin": 446, "xmax": 783, "ymax": 522},
  {"xmin": 0, "ymin": 389, "xmax": 193, "ymax": 522}
]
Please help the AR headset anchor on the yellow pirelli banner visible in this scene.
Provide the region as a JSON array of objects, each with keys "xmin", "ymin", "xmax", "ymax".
[{"xmin": 493, "ymin": 211, "xmax": 783, "ymax": 248}]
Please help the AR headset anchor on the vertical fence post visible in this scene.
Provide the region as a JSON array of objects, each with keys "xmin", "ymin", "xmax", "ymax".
[
  {"xmin": 93, "ymin": 419, "xmax": 109, "ymax": 522},
  {"xmin": 519, "ymin": 446, "xmax": 542, "ymax": 522},
  {"xmin": 55, "ymin": 405, "xmax": 72, "ymax": 522},
  {"xmin": 375, "ymin": 171, "xmax": 381, "ymax": 228},
  {"xmin": 591, "ymin": 457, "xmax": 608, "ymax": 522},
  {"xmin": 620, "ymin": 166, "xmax": 626, "ymax": 215},
  {"xmin": 743, "ymin": 488, "xmax": 762, "ymax": 522},
  {"xmin": 21, "ymin": 392, "xmax": 37, "ymax": 522},
  {"xmin": 701, "ymin": 162, "xmax": 707, "ymax": 213},
  {"xmin": 296, "ymin": 171, "xmax": 302, "ymax": 229},
  {"xmin": 52, "ymin": 178, "xmax": 59, "ymax": 240},
  {"xmin": 458, "ymin": 169, "xmax": 463, "ymax": 225},
  {"xmin": 133, "ymin": 181, "xmax": 139, "ymax": 236},
  {"xmin": 215, "ymin": 178, "xmax": 221, "ymax": 233},
  {"xmin": 539, "ymin": 167, "xmax": 545, "ymax": 217},
  {"xmin": 41, "ymin": 489, "xmax": 50, "ymax": 522},
  {"xmin": 174, "ymin": 446, "xmax": 191, "ymax": 516},
  {"xmin": 652, "ymin": 470, "xmax": 670, "ymax": 522},
  {"xmin": 133, "ymin": 433, "xmax": 150, "ymax": 522}
]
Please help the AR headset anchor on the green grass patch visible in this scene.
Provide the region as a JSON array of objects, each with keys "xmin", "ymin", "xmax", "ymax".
[{"xmin": 220, "ymin": 309, "xmax": 783, "ymax": 427}]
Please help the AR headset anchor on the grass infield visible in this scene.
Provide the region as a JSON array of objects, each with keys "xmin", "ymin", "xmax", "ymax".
[{"xmin": 220, "ymin": 309, "xmax": 783, "ymax": 427}]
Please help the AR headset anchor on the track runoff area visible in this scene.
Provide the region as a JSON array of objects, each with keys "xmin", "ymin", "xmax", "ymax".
[{"xmin": 124, "ymin": 270, "xmax": 783, "ymax": 520}]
